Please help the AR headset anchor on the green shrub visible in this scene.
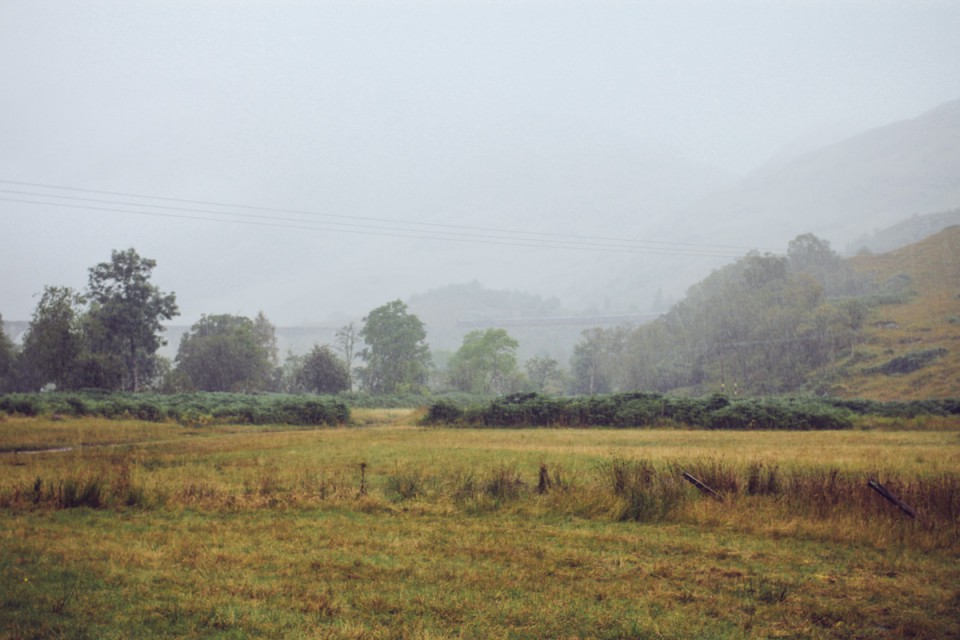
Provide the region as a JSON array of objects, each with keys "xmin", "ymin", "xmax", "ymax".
[
  {"xmin": 65, "ymin": 396, "xmax": 89, "ymax": 416},
  {"xmin": 707, "ymin": 399, "xmax": 852, "ymax": 430},
  {"xmin": 423, "ymin": 400, "xmax": 463, "ymax": 424},
  {"xmin": 0, "ymin": 395, "xmax": 39, "ymax": 416},
  {"xmin": 433, "ymin": 392, "xmax": 864, "ymax": 430}
]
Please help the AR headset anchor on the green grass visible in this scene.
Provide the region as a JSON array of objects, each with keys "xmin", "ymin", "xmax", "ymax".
[
  {"xmin": 1, "ymin": 416, "xmax": 959, "ymax": 638},
  {"xmin": 3, "ymin": 508, "xmax": 957, "ymax": 639}
]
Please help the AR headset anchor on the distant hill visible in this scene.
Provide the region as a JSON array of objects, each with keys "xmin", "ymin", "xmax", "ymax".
[
  {"xmin": 408, "ymin": 281, "xmax": 603, "ymax": 365},
  {"xmin": 815, "ymin": 226, "xmax": 960, "ymax": 400},
  {"xmin": 846, "ymin": 207, "xmax": 960, "ymax": 255},
  {"xmin": 691, "ymin": 99, "xmax": 960, "ymax": 248},
  {"xmin": 591, "ymin": 100, "xmax": 960, "ymax": 313}
]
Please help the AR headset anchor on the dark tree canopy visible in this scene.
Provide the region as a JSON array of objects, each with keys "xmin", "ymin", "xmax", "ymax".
[
  {"xmin": 358, "ymin": 300, "xmax": 431, "ymax": 394},
  {"xmin": 175, "ymin": 314, "xmax": 276, "ymax": 392},
  {"xmin": 295, "ymin": 344, "xmax": 351, "ymax": 394},
  {"xmin": 86, "ymin": 248, "xmax": 178, "ymax": 391}
]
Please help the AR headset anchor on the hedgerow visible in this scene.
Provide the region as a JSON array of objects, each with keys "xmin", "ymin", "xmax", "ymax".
[
  {"xmin": 0, "ymin": 392, "xmax": 349, "ymax": 426},
  {"xmin": 419, "ymin": 392, "xmax": 958, "ymax": 430}
]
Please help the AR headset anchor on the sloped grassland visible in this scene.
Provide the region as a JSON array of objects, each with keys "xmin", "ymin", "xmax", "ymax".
[{"xmin": 821, "ymin": 226, "xmax": 960, "ymax": 400}]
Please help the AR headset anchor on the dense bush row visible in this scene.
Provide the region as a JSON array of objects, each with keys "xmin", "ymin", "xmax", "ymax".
[
  {"xmin": 4, "ymin": 390, "xmax": 958, "ymax": 430},
  {"xmin": 0, "ymin": 392, "xmax": 349, "ymax": 427},
  {"xmin": 424, "ymin": 392, "xmax": 959, "ymax": 429},
  {"xmin": 822, "ymin": 396, "xmax": 960, "ymax": 417}
]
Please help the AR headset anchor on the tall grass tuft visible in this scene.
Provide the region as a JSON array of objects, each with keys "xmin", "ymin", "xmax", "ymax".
[
  {"xmin": 59, "ymin": 475, "xmax": 104, "ymax": 509},
  {"xmin": 484, "ymin": 465, "xmax": 524, "ymax": 502},
  {"xmin": 745, "ymin": 462, "xmax": 781, "ymax": 496},
  {"xmin": 385, "ymin": 466, "xmax": 424, "ymax": 502},
  {"xmin": 607, "ymin": 457, "xmax": 687, "ymax": 522},
  {"xmin": 676, "ymin": 458, "xmax": 740, "ymax": 495}
]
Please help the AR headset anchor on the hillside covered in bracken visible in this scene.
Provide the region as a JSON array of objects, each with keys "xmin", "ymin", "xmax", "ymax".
[{"xmin": 823, "ymin": 226, "xmax": 960, "ymax": 400}]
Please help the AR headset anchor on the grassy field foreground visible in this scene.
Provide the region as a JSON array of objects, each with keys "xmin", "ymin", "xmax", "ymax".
[{"xmin": 1, "ymin": 411, "xmax": 959, "ymax": 639}]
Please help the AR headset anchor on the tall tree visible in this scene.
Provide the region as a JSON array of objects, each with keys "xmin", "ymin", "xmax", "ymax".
[
  {"xmin": 525, "ymin": 356, "xmax": 564, "ymax": 394},
  {"xmin": 0, "ymin": 312, "xmax": 16, "ymax": 392},
  {"xmin": 296, "ymin": 344, "xmax": 351, "ymax": 394},
  {"xmin": 174, "ymin": 314, "xmax": 275, "ymax": 392},
  {"xmin": 787, "ymin": 233, "xmax": 859, "ymax": 296},
  {"xmin": 447, "ymin": 328, "xmax": 519, "ymax": 394},
  {"xmin": 86, "ymin": 248, "xmax": 178, "ymax": 391},
  {"xmin": 358, "ymin": 300, "xmax": 430, "ymax": 394},
  {"xmin": 253, "ymin": 310, "xmax": 279, "ymax": 368},
  {"xmin": 570, "ymin": 328, "xmax": 615, "ymax": 395},
  {"xmin": 334, "ymin": 322, "xmax": 360, "ymax": 390},
  {"xmin": 17, "ymin": 286, "xmax": 85, "ymax": 390}
]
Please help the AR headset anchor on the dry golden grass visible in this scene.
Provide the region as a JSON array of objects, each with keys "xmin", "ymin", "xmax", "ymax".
[
  {"xmin": 2, "ymin": 416, "xmax": 959, "ymax": 638},
  {"xmin": 0, "ymin": 416, "xmax": 187, "ymax": 452},
  {"xmin": 350, "ymin": 407, "xmax": 424, "ymax": 427}
]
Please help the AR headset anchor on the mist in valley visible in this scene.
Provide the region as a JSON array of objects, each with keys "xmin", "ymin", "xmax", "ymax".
[{"xmin": 2, "ymin": 1, "xmax": 959, "ymax": 366}]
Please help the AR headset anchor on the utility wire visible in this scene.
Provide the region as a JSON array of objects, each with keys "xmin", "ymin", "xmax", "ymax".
[
  {"xmin": 3, "ymin": 195, "xmax": 754, "ymax": 257},
  {"xmin": 0, "ymin": 179, "xmax": 776, "ymax": 257},
  {"xmin": 0, "ymin": 178, "xmax": 767, "ymax": 252},
  {"xmin": 0, "ymin": 188, "xmax": 747, "ymax": 255}
]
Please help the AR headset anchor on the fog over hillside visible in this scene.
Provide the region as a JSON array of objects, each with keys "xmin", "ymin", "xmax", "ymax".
[
  {"xmin": 588, "ymin": 99, "xmax": 960, "ymax": 313},
  {"xmin": 2, "ymin": 2, "xmax": 959, "ymax": 329}
]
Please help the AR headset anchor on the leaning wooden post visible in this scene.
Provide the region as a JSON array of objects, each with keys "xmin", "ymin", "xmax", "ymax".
[
  {"xmin": 682, "ymin": 471, "xmax": 723, "ymax": 501},
  {"xmin": 867, "ymin": 478, "xmax": 916, "ymax": 518}
]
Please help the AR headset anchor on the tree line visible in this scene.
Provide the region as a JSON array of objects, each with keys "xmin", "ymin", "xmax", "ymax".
[
  {"xmin": 0, "ymin": 249, "xmax": 533, "ymax": 396},
  {"xmin": 568, "ymin": 234, "xmax": 881, "ymax": 396},
  {"xmin": 0, "ymin": 234, "xmax": 894, "ymax": 397}
]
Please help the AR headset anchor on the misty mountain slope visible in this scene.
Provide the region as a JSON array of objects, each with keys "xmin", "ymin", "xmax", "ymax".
[
  {"xmin": 847, "ymin": 207, "xmax": 960, "ymax": 255},
  {"xmin": 681, "ymin": 99, "xmax": 960, "ymax": 248},
  {"xmin": 201, "ymin": 123, "xmax": 739, "ymax": 325},
  {"xmin": 818, "ymin": 226, "xmax": 960, "ymax": 400},
  {"xmin": 584, "ymin": 100, "xmax": 960, "ymax": 314},
  {"xmin": 373, "ymin": 125, "xmax": 736, "ymax": 310}
]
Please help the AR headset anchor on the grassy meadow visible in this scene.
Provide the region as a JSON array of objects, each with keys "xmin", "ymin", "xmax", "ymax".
[{"xmin": 2, "ymin": 409, "xmax": 959, "ymax": 638}]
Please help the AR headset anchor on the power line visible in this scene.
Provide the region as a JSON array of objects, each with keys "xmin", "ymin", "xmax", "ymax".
[
  {"xmin": 0, "ymin": 179, "xmax": 776, "ymax": 257},
  {"xmin": 1, "ymin": 178, "xmax": 768, "ymax": 252},
  {"xmin": 0, "ymin": 189, "xmax": 746, "ymax": 256},
  {"xmin": 5, "ymin": 194, "xmax": 754, "ymax": 257}
]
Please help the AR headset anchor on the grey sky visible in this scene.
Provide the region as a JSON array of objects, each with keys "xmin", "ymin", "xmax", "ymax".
[{"xmin": 2, "ymin": 1, "xmax": 959, "ymax": 326}]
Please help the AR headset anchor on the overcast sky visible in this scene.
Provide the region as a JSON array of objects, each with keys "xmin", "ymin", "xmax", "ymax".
[{"xmin": 2, "ymin": 1, "xmax": 959, "ymax": 326}]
